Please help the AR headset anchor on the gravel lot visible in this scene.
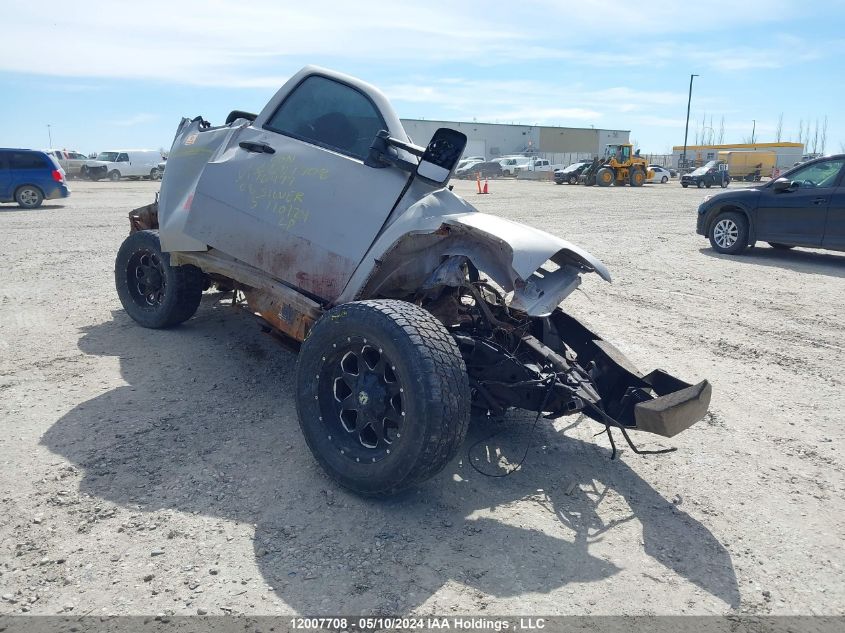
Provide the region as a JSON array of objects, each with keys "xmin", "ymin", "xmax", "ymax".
[{"xmin": 1, "ymin": 178, "xmax": 843, "ymax": 617}]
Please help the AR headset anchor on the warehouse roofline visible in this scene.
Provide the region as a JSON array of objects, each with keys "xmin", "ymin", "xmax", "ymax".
[
  {"xmin": 671, "ymin": 142, "xmax": 803, "ymax": 151},
  {"xmin": 401, "ymin": 118, "xmax": 630, "ymax": 134}
]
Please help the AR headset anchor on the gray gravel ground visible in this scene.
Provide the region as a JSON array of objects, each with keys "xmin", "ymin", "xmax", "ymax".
[{"xmin": 0, "ymin": 177, "xmax": 842, "ymax": 617}]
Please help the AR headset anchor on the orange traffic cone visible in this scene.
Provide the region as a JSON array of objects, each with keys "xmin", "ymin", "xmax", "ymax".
[{"xmin": 482, "ymin": 179, "xmax": 489, "ymax": 194}]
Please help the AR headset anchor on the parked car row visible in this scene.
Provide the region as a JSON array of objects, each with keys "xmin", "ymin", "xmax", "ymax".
[
  {"xmin": 456, "ymin": 155, "xmax": 564, "ymax": 178},
  {"xmin": 43, "ymin": 148, "xmax": 165, "ymax": 182}
]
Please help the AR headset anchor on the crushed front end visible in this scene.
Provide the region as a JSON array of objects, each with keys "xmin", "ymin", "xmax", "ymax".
[{"xmin": 419, "ymin": 257, "xmax": 711, "ymax": 455}]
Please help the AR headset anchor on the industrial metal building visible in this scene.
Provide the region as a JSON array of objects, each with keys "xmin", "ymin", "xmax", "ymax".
[
  {"xmin": 671, "ymin": 142, "xmax": 805, "ymax": 171},
  {"xmin": 400, "ymin": 119, "xmax": 630, "ymax": 160}
]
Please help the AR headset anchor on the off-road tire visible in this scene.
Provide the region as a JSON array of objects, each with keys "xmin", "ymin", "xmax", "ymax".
[
  {"xmin": 596, "ymin": 167, "xmax": 614, "ymax": 187},
  {"xmin": 568, "ymin": 175, "xmax": 578, "ymax": 184},
  {"xmin": 108, "ymin": 170, "xmax": 121, "ymax": 181},
  {"xmin": 115, "ymin": 230, "xmax": 204, "ymax": 328},
  {"xmin": 15, "ymin": 185, "xmax": 44, "ymax": 208},
  {"xmin": 682, "ymin": 183, "xmax": 689, "ymax": 188},
  {"xmin": 697, "ymin": 180, "xmax": 705, "ymax": 189},
  {"xmin": 709, "ymin": 211, "xmax": 749, "ymax": 255},
  {"xmin": 295, "ymin": 300, "xmax": 470, "ymax": 496},
  {"xmin": 768, "ymin": 242, "xmax": 795, "ymax": 250},
  {"xmin": 661, "ymin": 176, "xmax": 669, "ymax": 183},
  {"xmin": 629, "ymin": 168, "xmax": 645, "ymax": 187}
]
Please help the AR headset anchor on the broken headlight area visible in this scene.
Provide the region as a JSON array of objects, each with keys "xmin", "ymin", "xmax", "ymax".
[{"xmin": 420, "ymin": 268, "xmax": 711, "ymax": 458}]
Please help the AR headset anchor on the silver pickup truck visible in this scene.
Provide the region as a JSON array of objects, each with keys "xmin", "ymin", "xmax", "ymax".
[
  {"xmin": 44, "ymin": 149, "xmax": 90, "ymax": 179},
  {"xmin": 115, "ymin": 66, "xmax": 711, "ymax": 496}
]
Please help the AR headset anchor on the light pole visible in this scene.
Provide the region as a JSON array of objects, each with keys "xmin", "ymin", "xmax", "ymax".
[
  {"xmin": 681, "ymin": 74, "xmax": 699, "ymax": 173},
  {"xmin": 751, "ymin": 119, "xmax": 756, "ymax": 144},
  {"xmin": 47, "ymin": 124, "xmax": 52, "ymax": 148}
]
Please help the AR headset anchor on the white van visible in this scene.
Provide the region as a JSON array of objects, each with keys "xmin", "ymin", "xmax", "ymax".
[{"xmin": 85, "ymin": 150, "xmax": 163, "ymax": 181}]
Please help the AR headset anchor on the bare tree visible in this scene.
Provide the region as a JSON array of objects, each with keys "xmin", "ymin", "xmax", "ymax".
[
  {"xmin": 811, "ymin": 119, "xmax": 819, "ymax": 154},
  {"xmin": 797, "ymin": 118, "xmax": 804, "ymax": 146},
  {"xmin": 775, "ymin": 113, "xmax": 783, "ymax": 142},
  {"xmin": 718, "ymin": 116, "xmax": 725, "ymax": 144},
  {"xmin": 820, "ymin": 115, "xmax": 828, "ymax": 154},
  {"xmin": 708, "ymin": 114, "xmax": 714, "ymax": 144}
]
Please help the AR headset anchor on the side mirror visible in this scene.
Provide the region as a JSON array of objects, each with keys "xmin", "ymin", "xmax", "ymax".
[
  {"xmin": 416, "ymin": 128, "xmax": 467, "ymax": 185},
  {"xmin": 772, "ymin": 177, "xmax": 792, "ymax": 192}
]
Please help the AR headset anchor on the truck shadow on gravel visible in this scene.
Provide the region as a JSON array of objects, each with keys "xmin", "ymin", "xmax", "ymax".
[
  {"xmin": 41, "ymin": 300, "xmax": 740, "ymax": 614},
  {"xmin": 699, "ymin": 246, "xmax": 845, "ymax": 278}
]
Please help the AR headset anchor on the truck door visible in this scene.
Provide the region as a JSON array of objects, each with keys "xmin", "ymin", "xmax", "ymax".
[
  {"xmin": 754, "ymin": 158, "xmax": 844, "ymax": 247},
  {"xmin": 822, "ymin": 166, "xmax": 845, "ymax": 250},
  {"xmin": 186, "ymin": 74, "xmax": 411, "ymax": 302}
]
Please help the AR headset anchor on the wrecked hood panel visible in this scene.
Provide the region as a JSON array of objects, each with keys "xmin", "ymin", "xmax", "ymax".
[
  {"xmin": 340, "ymin": 188, "xmax": 611, "ymax": 316},
  {"xmin": 445, "ymin": 211, "xmax": 611, "ymax": 283}
]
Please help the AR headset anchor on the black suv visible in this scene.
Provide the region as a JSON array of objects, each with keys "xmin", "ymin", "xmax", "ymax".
[
  {"xmin": 696, "ymin": 154, "xmax": 845, "ymax": 254},
  {"xmin": 682, "ymin": 160, "xmax": 730, "ymax": 189},
  {"xmin": 554, "ymin": 161, "xmax": 590, "ymax": 185}
]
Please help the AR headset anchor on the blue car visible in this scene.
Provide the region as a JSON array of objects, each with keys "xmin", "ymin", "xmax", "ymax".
[{"xmin": 0, "ymin": 148, "xmax": 71, "ymax": 208}]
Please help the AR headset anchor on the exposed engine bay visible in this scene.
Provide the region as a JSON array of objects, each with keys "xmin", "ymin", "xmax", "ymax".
[{"xmin": 417, "ymin": 256, "xmax": 711, "ymax": 456}]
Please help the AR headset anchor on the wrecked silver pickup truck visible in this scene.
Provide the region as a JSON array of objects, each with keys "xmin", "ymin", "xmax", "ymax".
[{"xmin": 116, "ymin": 66, "xmax": 711, "ymax": 496}]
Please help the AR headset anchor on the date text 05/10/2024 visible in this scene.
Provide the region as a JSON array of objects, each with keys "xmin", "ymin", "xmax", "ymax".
[{"xmin": 289, "ymin": 617, "xmax": 547, "ymax": 631}]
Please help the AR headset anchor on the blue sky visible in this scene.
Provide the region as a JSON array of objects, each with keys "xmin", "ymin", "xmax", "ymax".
[{"xmin": 1, "ymin": 0, "xmax": 843, "ymax": 155}]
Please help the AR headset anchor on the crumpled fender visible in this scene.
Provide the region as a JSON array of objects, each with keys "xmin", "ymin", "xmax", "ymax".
[{"xmin": 338, "ymin": 188, "xmax": 610, "ymax": 316}]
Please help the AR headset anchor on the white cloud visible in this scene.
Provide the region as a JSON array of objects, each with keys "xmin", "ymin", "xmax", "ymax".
[
  {"xmin": 382, "ymin": 78, "xmax": 692, "ymax": 126},
  {"xmin": 1, "ymin": 0, "xmax": 828, "ymax": 86}
]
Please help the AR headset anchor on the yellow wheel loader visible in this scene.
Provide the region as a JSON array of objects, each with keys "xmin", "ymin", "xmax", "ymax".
[{"xmin": 580, "ymin": 144, "xmax": 653, "ymax": 187}]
